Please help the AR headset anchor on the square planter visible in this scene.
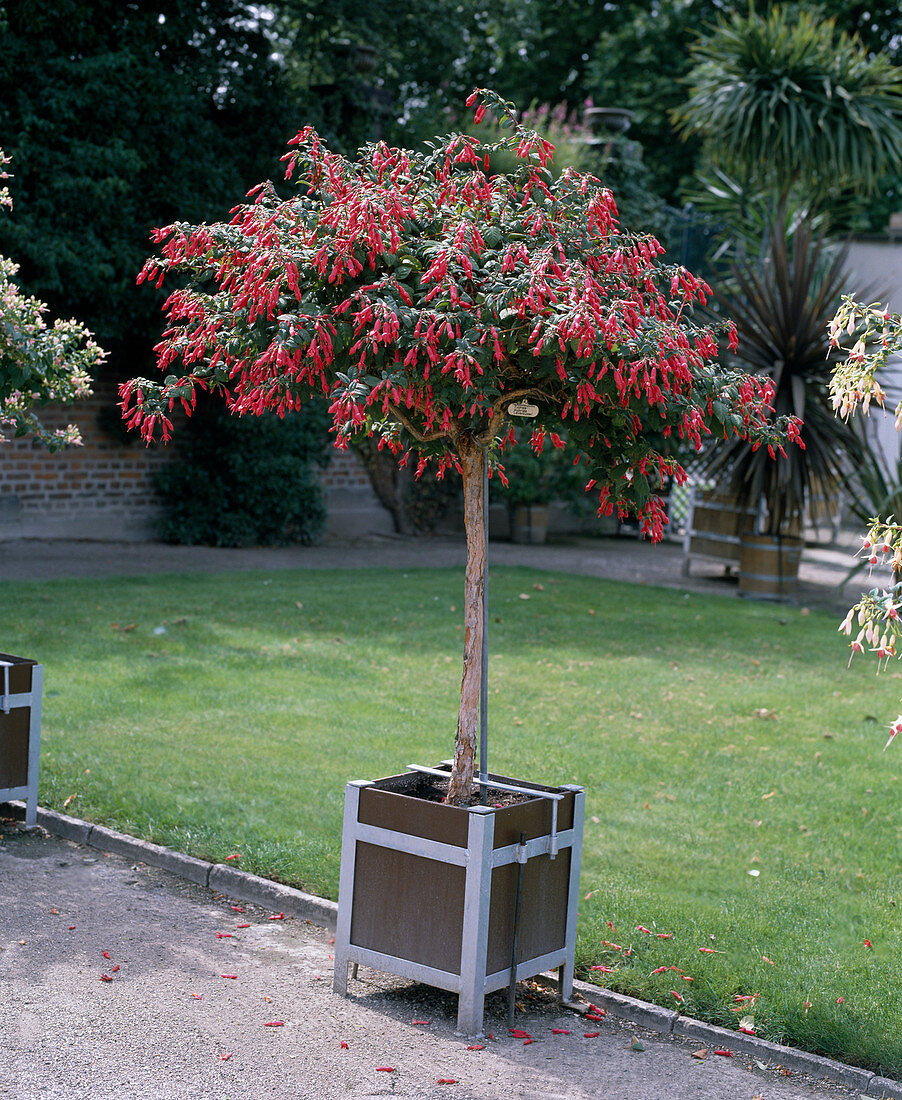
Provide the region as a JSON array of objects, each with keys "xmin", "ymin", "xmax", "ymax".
[
  {"xmin": 0, "ymin": 653, "xmax": 43, "ymax": 827},
  {"xmin": 332, "ymin": 763, "xmax": 585, "ymax": 1037}
]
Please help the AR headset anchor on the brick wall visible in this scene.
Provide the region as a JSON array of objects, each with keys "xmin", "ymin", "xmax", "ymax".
[
  {"xmin": 0, "ymin": 379, "xmax": 172, "ymax": 539},
  {"xmin": 0, "ymin": 384, "xmax": 390, "ymax": 541}
]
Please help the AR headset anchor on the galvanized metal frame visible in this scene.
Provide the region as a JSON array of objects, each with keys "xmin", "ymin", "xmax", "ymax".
[
  {"xmin": 0, "ymin": 660, "xmax": 43, "ymax": 827},
  {"xmin": 332, "ymin": 776, "xmax": 586, "ymax": 1037}
]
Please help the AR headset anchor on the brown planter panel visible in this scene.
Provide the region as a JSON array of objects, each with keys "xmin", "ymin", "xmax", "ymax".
[
  {"xmin": 0, "ymin": 653, "xmax": 36, "ymax": 694},
  {"xmin": 350, "ymin": 841, "xmax": 467, "ymax": 974},
  {"xmin": 0, "ymin": 706, "xmax": 30, "ymax": 789},
  {"xmin": 486, "ymin": 849, "xmax": 571, "ymax": 975}
]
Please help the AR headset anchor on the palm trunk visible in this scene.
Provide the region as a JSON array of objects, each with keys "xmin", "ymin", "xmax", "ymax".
[{"xmin": 446, "ymin": 436, "xmax": 486, "ymax": 805}]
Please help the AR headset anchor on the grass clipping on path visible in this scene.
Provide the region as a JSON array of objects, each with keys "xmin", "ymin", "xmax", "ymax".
[{"xmin": 5, "ymin": 565, "xmax": 902, "ymax": 1076}]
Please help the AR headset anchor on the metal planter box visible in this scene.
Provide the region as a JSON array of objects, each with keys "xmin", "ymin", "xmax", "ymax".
[
  {"xmin": 0, "ymin": 653, "xmax": 43, "ymax": 827},
  {"xmin": 333, "ymin": 764, "xmax": 585, "ymax": 1037}
]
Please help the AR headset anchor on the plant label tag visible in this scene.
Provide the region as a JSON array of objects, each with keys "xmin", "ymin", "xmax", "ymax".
[{"xmin": 508, "ymin": 401, "xmax": 539, "ymax": 418}]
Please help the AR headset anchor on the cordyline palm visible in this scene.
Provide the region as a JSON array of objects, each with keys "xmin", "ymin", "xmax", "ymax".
[
  {"xmin": 707, "ymin": 220, "xmax": 864, "ymax": 535},
  {"xmin": 121, "ymin": 89, "xmax": 797, "ymax": 804},
  {"xmin": 673, "ymin": 6, "xmax": 902, "ymax": 219}
]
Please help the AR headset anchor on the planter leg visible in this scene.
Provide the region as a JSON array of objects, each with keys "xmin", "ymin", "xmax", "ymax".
[
  {"xmin": 332, "ymin": 780, "xmax": 371, "ymax": 996},
  {"xmin": 457, "ymin": 806, "xmax": 494, "ymax": 1037},
  {"xmin": 558, "ymin": 785, "xmax": 585, "ymax": 1002},
  {"xmin": 24, "ymin": 666, "xmax": 42, "ymax": 829}
]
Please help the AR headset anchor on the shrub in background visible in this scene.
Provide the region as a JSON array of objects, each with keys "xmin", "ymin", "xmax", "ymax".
[{"xmin": 154, "ymin": 397, "xmax": 331, "ymax": 547}]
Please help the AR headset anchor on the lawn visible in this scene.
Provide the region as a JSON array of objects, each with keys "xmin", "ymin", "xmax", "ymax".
[{"xmin": 4, "ymin": 564, "xmax": 901, "ymax": 1075}]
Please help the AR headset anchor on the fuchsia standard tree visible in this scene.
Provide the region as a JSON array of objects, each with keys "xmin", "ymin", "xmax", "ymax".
[{"xmin": 122, "ymin": 90, "xmax": 800, "ymax": 804}]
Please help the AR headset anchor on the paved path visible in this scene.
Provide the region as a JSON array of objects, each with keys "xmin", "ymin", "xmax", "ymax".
[
  {"xmin": 0, "ymin": 823, "xmax": 878, "ymax": 1100},
  {"xmin": 0, "ymin": 531, "xmax": 869, "ymax": 615}
]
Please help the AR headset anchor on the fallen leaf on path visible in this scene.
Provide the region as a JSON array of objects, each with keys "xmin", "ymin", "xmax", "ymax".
[
  {"xmin": 630, "ymin": 1037, "xmax": 645, "ymax": 1052},
  {"xmin": 691, "ymin": 1049, "xmax": 708, "ymax": 1061}
]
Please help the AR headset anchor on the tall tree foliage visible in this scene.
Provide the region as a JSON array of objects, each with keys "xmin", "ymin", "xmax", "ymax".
[{"xmin": 0, "ymin": 0, "xmax": 296, "ymax": 373}]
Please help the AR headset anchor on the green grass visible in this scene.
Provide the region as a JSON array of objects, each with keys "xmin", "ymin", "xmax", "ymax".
[{"xmin": 4, "ymin": 565, "xmax": 902, "ymax": 1075}]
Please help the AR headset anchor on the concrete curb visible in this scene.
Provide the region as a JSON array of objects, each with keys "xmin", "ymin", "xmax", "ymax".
[
  {"xmin": 5, "ymin": 802, "xmax": 337, "ymax": 930},
  {"xmin": 7, "ymin": 801, "xmax": 900, "ymax": 1098}
]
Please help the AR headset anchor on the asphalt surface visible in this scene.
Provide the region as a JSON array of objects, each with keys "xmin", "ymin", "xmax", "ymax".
[
  {"xmin": 0, "ymin": 532, "xmax": 892, "ymax": 1100},
  {"xmin": 0, "ymin": 823, "xmax": 879, "ymax": 1100},
  {"xmin": 0, "ymin": 530, "xmax": 868, "ymax": 615}
]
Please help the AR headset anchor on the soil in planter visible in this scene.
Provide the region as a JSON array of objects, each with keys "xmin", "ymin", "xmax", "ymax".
[{"xmin": 377, "ymin": 770, "xmax": 532, "ymax": 808}]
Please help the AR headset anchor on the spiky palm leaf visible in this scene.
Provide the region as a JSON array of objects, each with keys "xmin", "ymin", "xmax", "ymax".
[
  {"xmin": 673, "ymin": 7, "xmax": 902, "ymax": 206},
  {"xmin": 708, "ymin": 221, "xmax": 866, "ymax": 535}
]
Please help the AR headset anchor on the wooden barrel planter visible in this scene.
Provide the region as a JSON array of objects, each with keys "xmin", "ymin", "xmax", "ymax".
[
  {"xmin": 739, "ymin": 535, "xmax": 804, "ymax": 601},
  {"xmin": 333, "ymin": 764, "xmax": 585, "ymax": 1037},
  {"xmin": 509, "ymin": 504, "xmax": 550, "ymax": 544},
  {"xmin": 0, "ymin": 653, "xmax": 43, "ymax": 827}
]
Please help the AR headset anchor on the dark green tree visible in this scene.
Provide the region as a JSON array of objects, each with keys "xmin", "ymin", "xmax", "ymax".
[{"xmin": 0, "ymin": 0, "xmax": 297, "ymax": 374}]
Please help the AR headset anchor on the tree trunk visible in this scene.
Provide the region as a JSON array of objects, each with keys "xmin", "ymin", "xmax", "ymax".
[{"xmin": 445, "ymin": 436, "xmax": 486, "ymax": 805}]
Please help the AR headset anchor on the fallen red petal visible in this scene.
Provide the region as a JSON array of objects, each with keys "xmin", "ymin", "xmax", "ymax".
[
  {"xmin": 585, "ymin": 1013, "xmax": 605, "ymax": 1022},
  {"xmin": 99, "ymin": 974, "xmax": 113, "ymax": 982},
  {"xmin": 269, "ymin": 913, "xmax": 285, "ymax": 921},
  {"xmin": 221, "ymin": 974, "xmax": 238, "ymax": 979},
  {"xmin": 230, "ymin": 905, "xmax": 245, "ymax": 912},
  {"xmin": 523, "ymin": 1038, "xmax": 534, "ymax": 1045},
  {"xmin": 466, "ymin": 1044, "xmax": 484, "ymax": 1051},
  {"xmin": 219, "ymin": 1052, "xmax": 233, "ymax": 1061},
  {"xmin": 111, "ymin": 965, "xmax": 120, "ymax": 973},
  {"xmin": 437, "ymin": 1080, "xmax": 457, "ymax": 1085},
  {"xmin": 340, "ymin": 1041, "xmax": 349, "ymax": 1049},
  {"xmin": 508, "ymin": 1029, "xmax": 530, "ymax": 1038},
  {"xmin": 410, "ymin": 1019, "xmax": 430, "ymax": 1025},
  {"xmin": 101, "ymin": 951, "xmax": 111, "ymax": 960},
  {"xmin": 551, "ymin": 1029, "xmax": 570, "ymax": 1034},
  {"xmin": 713, "ymin": 1049, "xmax": 733, "ymax": 1057},
  {"xmin": 636, "ymin": 926, "xmax": 653, "ymax": 935},
  {"xmin": 236, "ymin": 923, "xmax": 251, "ymax": 929},
  {"xmin": 216, "ymin": 932, "xmax": 234, "ymax": 939},
  {"xmin": 263, "ymin": 1021, "xmax": 285, "ymax": 1027},
  {"xmin": 375, "ymin": 1067, "xmax": 395, "ymax": 1072},
  {"xmin": 584, "ymin": 1032, "xmax": 600, "ymax": 1038},
  {"xmin": 590, "ymin": 965, "xmax": 615, "ymax": 973},
  {"xmin": 225, "ymin": 853, "xmax": 241, "ymax": 861}
]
